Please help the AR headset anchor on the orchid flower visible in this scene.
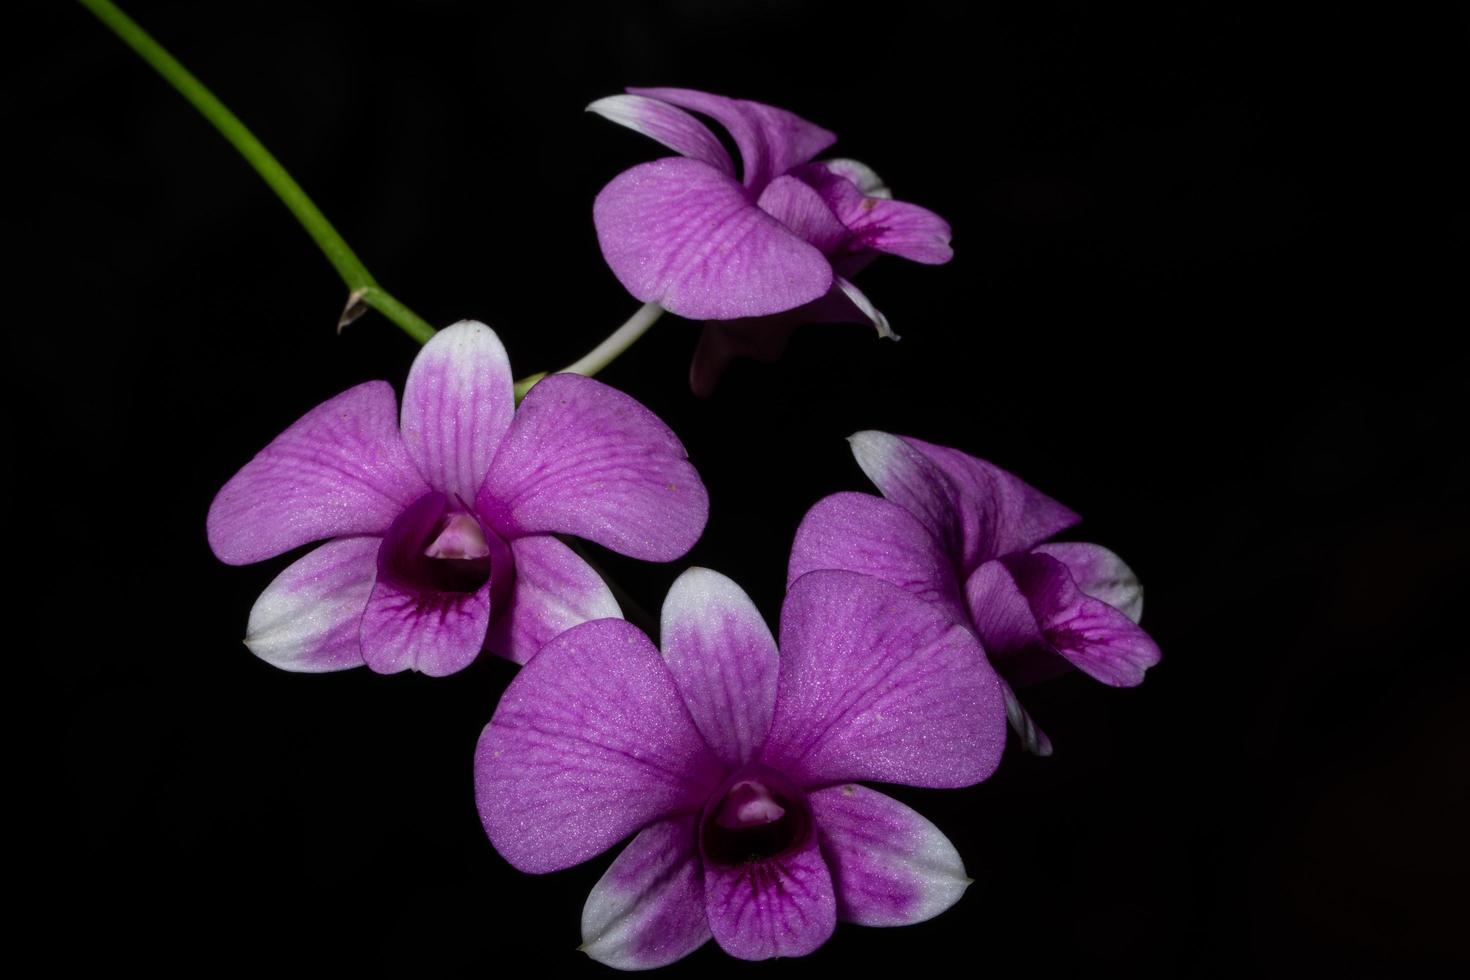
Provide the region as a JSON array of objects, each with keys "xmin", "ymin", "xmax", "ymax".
[
  {"xmin": 788, "ymin": 432, "xmax": 1161, "ymax": 755},
  {"xmin": 206, "ymin": 320, "xmax": 708, "ymax": 675},
  {"xmin": 589, "ymin": 87, "xmax": 953, "ymax": 394},
  {"xmin": 476, "ymin": 567, "xmax": 1005, "ymax": 967}
]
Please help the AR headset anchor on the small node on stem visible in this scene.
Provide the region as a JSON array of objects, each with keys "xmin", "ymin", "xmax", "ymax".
[{"xmin": 338, "ymin": 288, "xmax": 371, "ymax": 332}]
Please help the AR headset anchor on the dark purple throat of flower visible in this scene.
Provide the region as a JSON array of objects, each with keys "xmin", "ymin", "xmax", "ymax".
[
  {"xmin": 701, "ymin": 768, "xmax": 812, "ymax": 866},
  {"xmin": 379, "ymin": 491, "xmax": 510, "ymax": 597}
]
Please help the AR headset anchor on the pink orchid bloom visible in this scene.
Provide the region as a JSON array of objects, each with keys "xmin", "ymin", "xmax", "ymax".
[{"xmin": 207, "ymin": 321, "xmax": 708, "ymax": 675}]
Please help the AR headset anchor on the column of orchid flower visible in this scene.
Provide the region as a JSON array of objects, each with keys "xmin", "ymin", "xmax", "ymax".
[{"xmin": 84, "ymin": 2, "xmax": 1160, "ymax": 967}]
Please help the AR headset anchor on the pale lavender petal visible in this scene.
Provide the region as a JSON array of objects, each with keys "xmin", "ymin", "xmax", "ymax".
[
  {"xmin": 593, "ymin": 157, "xmax": 833, "ymax": 320},
  {"xmin": 762, "ymin": 570, "xmax": 1006, "ymax": 789},
  {"xmin": 630, "ymin": 87, "xmax": 837, "ymax": 192},
  {"xmin": 207, "ymin": 381, "xmax": 429, "ymax": 565},
  {"xmin": 999, "ymin": 676, "xmax": 1053, "ymax": 757},
  {"xmin": 834, "ymin": 275, "xmax": 895, "ymax": 339},
  {"xmin": 588, "ymin": 93, "xmax": 734, "ymax": 177},
  {"xmin": 1034, "ymin": 541, "xmax": 1144, "ymax": 623},
  {"xmin": 475, "ymin": 619, "xmax": 723, "ymax": 874},
  {"xmin": 756, "ymin": 174, "xmax": 850, "ymax": 254},
  {"xmin": 809, "ymin": 784, "xmax": 970, "ymax": 926},
  {"xmin": 702, "ymin": 828, "xmax": 835, "ymax": 960},
  {"xmin": 485, "ymin": 534, "xmax": 621, "ymax": 666},
  {"xmin": 243, "ymin": 536, "xmax": 377, "ymax": 672},
  {"xmin": 400, "ymin": 320, "xmax": 516, "ymax": 504},
  {"xmin": 1005, "ymin": 553, "xmax": 1162, "ymax": 687},
  {"xmin": 787, "ymin": 491, "xmax": 962, "ymax": 617},
  {"xmin": 581, "ymin": 814, "xmax": 710, "ymax": 970},
  {"xmin": 660, "ymin": 568, "xmax": 778, "ymax": 768},
  {"xmin": 478, "ymin": 373, "xmax": 708, "ymax": 561}
]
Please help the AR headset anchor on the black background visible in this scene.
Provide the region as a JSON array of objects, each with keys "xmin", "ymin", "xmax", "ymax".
[{"xmin": 17, "ymin": 1, "xmax": 1468, "ymax": 974}]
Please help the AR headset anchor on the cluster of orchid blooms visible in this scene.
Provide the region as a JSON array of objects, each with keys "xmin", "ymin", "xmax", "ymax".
[{"xmin": 209, "ymin": 88, "xmax": 1160, "ymax": 969}]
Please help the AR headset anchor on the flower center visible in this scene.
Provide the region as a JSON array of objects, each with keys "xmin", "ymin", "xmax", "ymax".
[
  {"xmin": 380, "ymin": 492, "xmax": 506, "ymax": 596},
  {"xmin": 701, "ymin": 769, "xmax": 811, "ymax": 865}
]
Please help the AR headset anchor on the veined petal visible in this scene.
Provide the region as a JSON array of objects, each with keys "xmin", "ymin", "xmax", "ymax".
[
  {"xmin": 1005, "ymin": 553, "xmax": 1161, "ymax": 687},
  {"xmin": 594, "ymin": 157, "xmax": 833, "ymax": 321},
  {"xmin": 629, "ymin": 87, "xmax": 837, "ymax": 192},
  {"xmin": 400, "ymin": 320, "xmax": 515, "ymax": 505},
  {"xmin": 756, "ymin": 174, "xmax": 851, "ymax": 254},
  {"xmin": 1035, "ymin": 541, "xmax": 1144, "ymax": 623},
  {"xmin": 581, "ymin": 814, "xmax": 710, "ymax": 970},
  {"xmin": 660, "ymin": 568, "xmax": 779, "ymax": 769},
  {"xmin": 787, "ymin": 491, "xmax": 961, "ymax": 618},
  {"xmin": 485, "ymin": 534, "xmax": 621, "ymax": 666},
  {"xmin": 588, "ymin": 93, "xmax": 734, "ymax": 177},
  {"xmin": 963, "ymin": 558, "xmax": 1070, "ymax": 687},
  {"xmin": 763, "ymin": 570, "xmax": 1006, "ymax": 789},
  {"xmin": 475, "ymin": 619, "xmax": 723, "ymax": 874},
  {"xmin": 478, "ymin": 373, "xmax": 707, "ymax": 562},
  {"xmin": 845, "ymin": 198, "xmax": 953, "ymax": 265},
  {"xmin": 809, "ymin": 784, "xmax": 970, "ymax": 926},
  {"xmin": 702, "ymin": 827, "xmax": 836, "ymax": 960},
  {"xmin": 207, "ymin": 381, "xmax": 429, "ymax": 565},
  {"xmin": 243, "ymin": 536, "xmax": 377, "ymax": 672}
]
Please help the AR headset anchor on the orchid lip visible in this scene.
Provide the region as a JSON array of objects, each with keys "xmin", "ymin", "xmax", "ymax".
[
  {"xmin": 379, "ymin": 491, "xmax": 510, "ymax": 597},
  {"xmin": 700, "ymin": 765, "xmax": 811, "ymax": 866}
]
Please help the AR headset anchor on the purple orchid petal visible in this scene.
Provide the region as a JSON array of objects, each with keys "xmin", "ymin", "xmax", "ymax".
[
  {"xmin": 358, "ymin": 492, "xmax": 497, "ymax": 677},
  {"xmin": 484, "ymin": 534, "xmax": 621, "ymax": 666},
  {"xmin": 808, "ymin": 783, "xmax": 970, "ymax": 926},
  {"xmin": 629, "ymin": 87, "xmax": 836, "ymax": 192},
  {"xmin": 477, "ymin": 372, "xmax": 708, "ymax": 561},
  {"xmin": 833, "ymin": 275, "xmax": 895, "ymax": 339},
  {"xmin": 1004, "ymin": 552, "xmax": 1161, "ymax": 687},
  {"xmin": 581, "ymin": 814, "xmax": 710, "ymax": 970},
  {"xmin": 1035, "ymin": 541, "xmax": 1144, "ymax": 623},
  {"xmin": 243, "ymin": 536, "xmax": 378, "ymax": 672},
  {"xmin": 475, "ymin": 618, "xmax": 723, "ymax": 874},
  {"xmin": 207, "ymin": 381, "xmax": 429, "ymax": 565},
  {"xmin": 787, "ymin": 491, "xmax": 961, "ymax": 616},
  {"xmin": 660, "ymin": 567, "xmax": 779, "ymax": 769},
  {"xmin": 756, "ymin": 174, "xmax": 851, "ymax": 254},
  {"xmin": 795, "ymin": 162, "xmax": 951, "ymax": 263},
  {"xmin": 400, "ymin": 320, "xmax": 515, "ymax": 505},
  {"xmin": 762, "ymin": 570, "xmax": 1006, "ymax": 789},
  {"xmin": 999, "ymin": 676, "xmax": 1054, "ymax": 757},
  {"xmin": 587, "ymin": 93, "xmax": 734, "ymax": 177},
  {"xmin": 818, "ymin": 158, "xmax": 891, "ymax": 199},
  {"xmin": 963, "ymin": 558, "xmax": 1071, "ymax": 687},
  {"xmin": 701, "ymin": 823, "xmax": 836, "ymax": 960},
  {"xmin": 849, "ymin": 431, "xmax": 1081, "ymax": 573},
  {"xmin": 593, "ymin": 157, "xmax": 834, "ymax": 321}
]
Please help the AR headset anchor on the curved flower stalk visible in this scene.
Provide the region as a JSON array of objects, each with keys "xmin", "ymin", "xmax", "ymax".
[
  {"xmin": 589, "ymin": 87, "xmax": 953, "ymax": 394},
  {"xmin": 476, "ymin": 568, "xmax": 1006, "ymax": 967},
  {"xmin": 789, "ymin": 432, "xmax": 1161, "ymax": 755},
  {"xmin": 207, "ymin": 321, "xmax": 708, "ymax": 675}
]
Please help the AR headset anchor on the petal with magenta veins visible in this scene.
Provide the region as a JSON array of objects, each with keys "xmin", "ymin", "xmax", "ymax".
[
  {"xmin": 588, "ymin": 93, "xmax": 734, "ymax": 177},
  {"xmin": 484, "ymin": 534, "xmax": 621, "ymax": 666},
  {"xmin": 1034, "ymin": 541, "xmax": 1144, "ymax": 623},
  {"xmin": 763, "ymin": 570, "xmax": 1006, "ymax": 789},
  {"xmin": 660, "ymin": 568, "xmax": 779, "ymax": 769},
  {"xmin": 243, "ymin": 535, "xmax": 378, "ymax": 672},
  {"xmin": 594, "ymin": 157, "xmax": 834, "ymax": 321},
  {"xmin": 475, "ymin": 619, "xmax": 723, "ymax": 874},
  {"xmin": 844, "ymin": 197, "xmax": 954, "ymax": 265},
  {"xmin": 756, "ymin": 174, "xmax": 851, "ymax": 254},
  {"xmin": 207, "ymin": 381, "xmax": 429, "ymax": 565},
  {"xmin": 400, "ymin": 320, "xmax": 516, "ymax": 506},
  {"xmin": 629, "ymin": 87, "xmax": 836, "ymax": 192},
  {"xmin": 809, "ymin": 783, "xmax": 970, "ymax": 926},
  {"xmin": 963, "ymin": 558, "xmax": 1070, "ymax": 687},
  {"xmin": 478, "ymin": 373, "xmax": 708, "ymax": 562},
  {"xmin": 581, "ymin": 814, "xmax": 710, "ymax": 970},
  {"xmin": 702, "ymin": 823, "xmax": 836, "ymax": 960}
]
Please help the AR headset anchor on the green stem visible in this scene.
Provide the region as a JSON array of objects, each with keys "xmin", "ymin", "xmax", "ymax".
[{"xmin": 77, "ymin": 0, "xmax": 435, "ymax": 344}]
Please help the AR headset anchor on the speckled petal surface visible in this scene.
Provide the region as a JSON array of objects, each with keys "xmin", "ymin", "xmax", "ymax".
[
  {"xmin": 593, "ymin": 157, "xmax": 834, "ymax": 321},
  {"xmin": 581, "ymin": 814, "xmax": 711, "ymax": 970},
  {"xmin": 762, "ymin": 570, "xmax": 1006, "ymax": 789},
  {"xmin": 243, "ymin": 535, "xmax": 378, "ymax": 672},
  {"xmin": 809, "ymin": 783, "xmax": 970, "ymax": 926},
  {"xmin": 787, "ymin": 491, "xmax": 961, "ymax": 616},
  {"xmin": 484, "ymin": 534, "xmax": 621, "ymax": 666},
  {"xmin": 588, "ymin": 93, "xmax": 734, "ymax": 177},
  {"xmin": 359, "ymin": 566, "xmax": 491, "ymax": 678},
  {"xmin": 477, "ymin": 372, "xmax": 708, "ymax": 561},
  {"xmin": 660, "ymin": 568, "xmax": 779, "ymax": 768},
  {"xmin": 702, "ymin": 826, "xmax": 836, "ymax": 960},
  {"xmin": 400, "ymin": 320, "xmax": 515, "ymax": 505},
  {"xmin": 756, "ymin": 174, "xmax": 851, "ymax": 254},
  {"xmin": 629, "ymin": 87, "xmax": 836, "ymax": 191},
  {"xmin": 476, "ymin": 619, "xmax": 723, "ymax": 874},
  {"xmin": 207, "ymin": 381, "xmax": 429, "ymax": 565},
  {"xmin": 1035, "ymin": 541, "xmax": 1144, "ymax": 623}
]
